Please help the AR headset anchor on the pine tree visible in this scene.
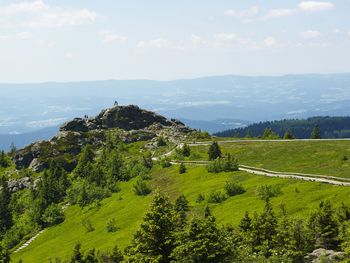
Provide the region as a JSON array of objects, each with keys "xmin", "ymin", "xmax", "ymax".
[
  {"xmin": 239, "ymin": 211, "xmax": 252, "ymax": 232},
  {"xmin": 175, "ymin": 194, "xmax": 189, "ymax": 226},
  {"xmin": 181, "ymin": 143, "xmax": 191, "ymax": 157},
  {"xmin": 0, "ymin": 176, "xmax": 12, "ymax": 232},
  {"xmin": 70, "ymin": 243, "xmax": 83, "ymax": 263},
  {"xmin": 178, "ymin": 163, "xmax": 186, "ymax": 174},
  {"xmin": 208, "ymin": 141, "xmax": 221, "ymax": 160},
  {"xmin": 124, "ymin": 191, "xmax": 178, "ymax": 262},
  {"xmin": 74, "ymin": 144, "xmax": 95, "ymax": 178},
  {"xmin": 283, "ymin": 129, "xmax": 295, "ymax": 139},
  {"xmin": 311, "ymin": 125, "xmax": 321, "ymax": 139},
  {"xmin": 171, "ymin": 215, "xmax": 235, "ymax": 262}
]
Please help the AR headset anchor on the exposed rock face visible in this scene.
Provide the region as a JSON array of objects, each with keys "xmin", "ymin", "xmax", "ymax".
[
  {"xmin": 305, "ymin": 248, "xmax": 344, "ymax": 263},
  {"xmin": 8, "ymin": 177, "xmax": 40, "ymax": 193},
  {"xmin": 60, "ymin": 105, "xmax": 172, "ymax": 132},
  {"xmin": 13, "ymin": 105, "xmax": 195, "ymax": 172}
]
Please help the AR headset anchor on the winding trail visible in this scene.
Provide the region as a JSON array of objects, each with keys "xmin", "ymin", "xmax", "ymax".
[
  {"xmin": 14, "ymin": 230, "xmax": 45, "ymax": 253},
  {"xmin": 158, "ymin": 139, "xmax": 350, "ymax": 186}
]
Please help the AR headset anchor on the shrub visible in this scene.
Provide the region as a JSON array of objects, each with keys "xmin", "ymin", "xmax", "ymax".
[
  {"xmin": 207, "ymin": 154, "xmax": 238, "ymax": 173},
  {"xmin": 0, "ymin": 151, "xmax": 10, "ymax": 168},
  {"xmin": 208, "ymin": 141, "xmax": 221, "ymax": 160},
  {"xmin": 133, "ymin": 179, "xmax": 152, "ymax": 196},
  {"xmin": 41, "ymin": 204, "xmax": 65, "ymax": 226},
  {"xmin": 181, "ymin": 144, "xmax": 191, "ymax": 157},
  {"xmin": 256, "ymin": 185, "xmax": 282, "ymax": 200},
  {"xmin": 157, "ymin": 137, "xmax": 167, "ymax": 146},
  {"xmin": 224, "ymin": 181, "xmax": 245, "ymax": 197},
  {"xmin": 106, "ymin": 218, "xmax": 118, "ymax": 233},
  {"xmin": 343, "ymin": 156, "xmax": 348, "ymax": 161},
  {"xmin": 207, "ymin": 190, "xmax": 227, "ymax": 203},
  {"xmin": 179, "ymin": 163, "xmax": 187, "ymax": 174},
  {"xmin": 160, "ymin": 158, "xmax": 172, "ymax": 168},
  {"xmin": 82, "ymin": 218, "xmax": 95, "ymax": 232},
  {"xmin": 196, "ymin": 193, "xmax": 205, "ymax": 203}
]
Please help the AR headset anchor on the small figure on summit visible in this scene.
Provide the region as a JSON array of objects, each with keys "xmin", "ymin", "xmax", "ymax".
[{"xmin": 114, "ymin": 100, "xmax": 118, "ymax": 106}]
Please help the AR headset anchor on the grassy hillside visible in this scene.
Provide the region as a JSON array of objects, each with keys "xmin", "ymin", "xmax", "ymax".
[
  {"xmin": 181, "ymin": 140, "xmax": 350, "ymax": 178},
  {"xmin": 13, "ymin": 162, "xmax": 350, "ymax": 262}
]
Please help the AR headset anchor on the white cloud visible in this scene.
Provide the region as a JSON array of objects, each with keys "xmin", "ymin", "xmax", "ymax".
[
  {"xmin": 99, "ymin": 31, "xmax": 127, "ymax": 43},
  {"xmin": 348, "ymin": 30, "xmax": 350, "ymax": 37},
  {"xmin": 263, "ymin": 36, "xmax": 278, "ymax": 47},
  {"xmin": 26, "ymin": 117, "xmax": 66, "ymax": 128},
  {"xmin": 137, "ymin": 38, "xmax": 170, "ymax": 49},
  {"xmin": 214, "ymin": 33, "xmax": 236, "ymax": 42},
  {"xmin": 64, "ymin": 52, "xmax": 73, "ymax": 59},
  {"xmin": 0, "ymin": 0, "xmax": 97, "ymax": 28},
  {"xmin": 333, "ymin": 28, "xmax": 341, "ymax": 34},
  {"xmin": 224, "ymin": 6, "xmax": 259, "ymax": 22},
  {"xmin": 17, "ymin": 31, "xmax": 32, "ymax": 39},
  {"xmin": 298, "ymin": 1, "xmax": 334, "ymax": 12},
  {"xmin": 301, "ymin": 30, "xmax": 321, "ymax": 39},
  {"xmin": 263, "ymin": 9, "xmax": 294, "ymax": 19},
  {"xmin": 0, "ymin": 35, "xmax": 10, "ymax": 41}
]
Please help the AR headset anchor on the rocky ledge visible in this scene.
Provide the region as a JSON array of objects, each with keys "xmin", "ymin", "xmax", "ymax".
[{"xmin": 13, "ymin": 105, "xmax": 195, "ymax": 172}]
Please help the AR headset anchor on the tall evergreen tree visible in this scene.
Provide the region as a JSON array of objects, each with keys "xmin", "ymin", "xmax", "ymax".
[
  {"xmin": 208, "ymin": 141, "xmax": 221, "ymax": 160},
  {"xmin": 283, "ymin": 129, "xmax": 295, "ymax": 139},
  {"xmin": 239, "ymin": 211, "xmax": 252, "ymax": 232},
  {"xmin": 311, "ymin": 125, "xmax": 321, "ymax": 139},
  {"xmin": 0, "ymin": 176, "xmax": 12, "ymax": 233},
  {"xmin": 124, "ymin": 191, "xmax": 178, "ymax": 262},
  {"xmin": 74, "ymin": 144, "xmax": 95, "ymax": 178}
]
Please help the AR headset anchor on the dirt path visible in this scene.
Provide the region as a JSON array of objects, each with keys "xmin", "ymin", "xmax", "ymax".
[{"xmin": 157, "ymin": 139, "xmax": 350, "ymax": 186}]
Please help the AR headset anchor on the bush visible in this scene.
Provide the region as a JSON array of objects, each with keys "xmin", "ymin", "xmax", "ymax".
[
  {"xmin": 0, "ymin": 151, "xmax": 10, "ymax": 168},
  {"xmin": 157, "ymin": 137, "xmax": 167, "ymax": 146},
  {"xmin": 82, "ymin": 218, "xmax": 95, "ymax": 232},
  {"xmin": 196, "ymin": 193, "xmax": 205, "ymax": 203},
  {"xmin": 106, "ymin": 218, "xmax": 118, "ymax": 232},
  {"xmin": 343, "ymin": 156, "xmax": 348, "ymax": 161},
  {"xmin": 160, "ymin": 158, "xmax": 172, "ymax": 168},
  {"xmin": 181, "ymin": 144, "xmax": 191, "ymax": 157},
  {"xmin": 133, "ymin": 179, "xmax": 152, "ymax": 196},
  {"xmin": 207, "ymin": 190, "xmax": 227, "ymax": 203},
  {"xmin": 224, "ymin": 181, "xmax": 245, "ymax": 197},
  {"xmin": 256, "ymin": 185, "xmax": 282, "ymax": 200},
  {"xmin": 179, "ymin": 163, "xmax": 187, "ymax": 174},
  {"xmin": 67, "ymin": 179, "xmax": 111, "ymax": 208},
  {"xmin": 207, "ymin": 154, "xmax": 238, "ymax": 173},
  {"xmin": 41, "ymin": 204, "xmax": 65, "ymax": 226}
]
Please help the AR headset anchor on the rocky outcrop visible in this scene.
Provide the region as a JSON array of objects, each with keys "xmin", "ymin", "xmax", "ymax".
[
  {"xmin": 60, "ymin": 105, "xmax": 173, "ymax": 132},
  {"xmin": 8, "ymin": 177, "xmax": 40, "ymax": 192},
  {"xmin": 305, "ymin": 248, "xmax": 345, "ymax": 263},
  {"xmin": 12, "ymin": 105, "xmax": 195, "ymax": 172}
]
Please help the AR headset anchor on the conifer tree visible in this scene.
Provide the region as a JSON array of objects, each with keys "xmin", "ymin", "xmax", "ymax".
[
  {"xmin": 311, "ymin": 125, "xmax": 321, "ymax": 139},
  {"xmin": 283, "ymin": 129, "xmax": 295, "ymax": 139},
  {"xmin": 124, "ymin": 191, "xmax": 178, "ymax": 262},
  {"xmin": 74, "ymin": 144, "xmax": 95, "ymax": 178},
  {"xmin": 239, "ymin": 211, "xmax": 252, "ymax": 232},
  {"xmin": 208, "ymin": 141, "xmax": 221, "ymax": 160},
  {"xmin": 0, "ymin": 176, "xmax": 12, "ymax": 232},
  {"xmin": 178, "ymin": 163, "xmax": 186, "ymax": 174}
]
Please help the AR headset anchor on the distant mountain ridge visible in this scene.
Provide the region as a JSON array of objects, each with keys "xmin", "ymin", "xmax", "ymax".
[{"xmin": 215, "ymin": 116, "xmax": 350, "ymax": 139}]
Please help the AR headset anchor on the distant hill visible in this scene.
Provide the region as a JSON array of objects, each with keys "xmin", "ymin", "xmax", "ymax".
[
  {"xmin": 181, "ymin": 118, "xmax": 249, "ymax": 134},
  {"xmin": 214, "ymin": 116, "xmax": 350, "ymax": 139},
  {"xmin": 0, "ymin": 126, "xmax": 58, "ymax": 151}
]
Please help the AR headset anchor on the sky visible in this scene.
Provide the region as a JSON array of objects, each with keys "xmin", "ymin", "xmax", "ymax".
[{"xmin": 0, "ymin": 0, "xmax": 349, "ymax": 82}]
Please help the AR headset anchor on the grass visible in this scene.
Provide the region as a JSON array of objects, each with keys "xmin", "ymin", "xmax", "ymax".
[
  {"xmin": 13, "ymin": 163, "xmax": 350, "ymax": 262},
  {"xmin": 182, "ymin": 140, "xmax": 350, "ymax": 178}
]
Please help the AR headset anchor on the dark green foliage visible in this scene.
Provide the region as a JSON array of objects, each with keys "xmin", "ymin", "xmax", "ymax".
[
  {"xmin": 171, "ymin": 215, "xmax": 235, "ymax": 262},
  {"xmin": 311, "ymin": 125, "xmax": 321, "ymax": 139},
  {"xmin": 207, "ymin": 153, "xmax": 238, "ymax": 173},
  {"xmin": 41, "ymin": 203, "xmax": 65, "ymax": 227},
  {"xmin": 196, "ymin": 193, "xmax": 205, "ymax": 203},
  {"xmin": 224, "ymin": 180, "xmax": 245, "ymax": 196},
  {"xmin": 262, "ymin": 127, "xmax": 280, "ymax": 139},
  {"xmin": 106, "ymin": 218, "xmax": 117, "ymax": 233},
  {"xmin": 70, "ymin": 242, "xmax": 83, "ymax": 262},
  {"xmin": 216, "ymin": 116, "xmax": 350, "ymax": 139},
  {"xmin": 175, "ymin": 194, "xmax": 189, "ymax": 226},
  {"xmin": 181, "ymin": 143, "xmax": 191, "ymax": 157},
  {"xmin": 239, "ymin": 211, "xmax": 252, "ymax": 232},
  {"xmin": 343, "ymin": 155, "xmax": 348, "ymax": 161},
  {"xmin": 178, "ymin": 163, "xmax": 186, "ymax": 174},
  {"xmin": 157, "ymin": 137, "xmax": 167, "ymax": 146},
  {"xmin": 124, "ymin": 191, "xmax": 178, "ymax": 262},
  {"xmin": 133, "ymin": 179, "xmax": 151, "ymax": 196},
  {"xmin": 82, "ymin": 218, "xmax": 95, "ymax": 233},
  {"xmin": 67, "ymin": 179, "xmax": 111, "ymax": 208},
  {"xmin": 160, "ymin": 158, "xmax": 172, "ymax": 168},
  {"xmin": 0, "ymin": 244, "xmax": 10, "ymax": 263},
  {"xmin": 256, "ymin": 184, "xmax": 282, "ymax": 201},
  {"xmin": 74, "ymin": 144, "xmax": 95, "ymax": 178},
  {"xmin": 0, "ymin": 151, "xmax": 10, "ymax": 168},
  {"xmin": 0, "ymin": 176, "xmax": 12, "ymax": 233},
  {"xmin": 142, "ymin": 152, "xmax": 153, "ymax": 169},
  {"xmin": 207, "ymin": 190, "xmax": 227, "ymax": 203},
  {"xmin": 308, "ymin": 201, "xmax": 339, "ymax": 249},
  {"xmin": 283, "ymin": 128, "xmax": 295, "ymax": 139},
  {"xmin": 208, "ymin": 141, "xmax": 221, "ymax": 160}
]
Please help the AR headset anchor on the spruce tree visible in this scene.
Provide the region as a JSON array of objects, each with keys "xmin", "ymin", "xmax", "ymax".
[
  {"xmin": 124, "ymin": 191, "xmax": 178, "ymax": 262},
  {"xmin": 239, "ymin": 211, "xmax": 252, "ymax": 232},
  {"xmin": 74, "ymin": 144, "xmax": 95, "ymax": 178},
  {"xmin": 178, "ymin": 163, "xmax": 186, "ymax": 174},
  {"xmin": 0, "ymin": 176, "xmax": 12, "ymax": 232},
  {"xmin": 208, "ymin": 141, "xmax": 221, "ymax": 160},
  {"xmin": 283, "ymin": 129, "xmax": 294, "ymax": 139},
  {"xmin": 311, "ymin": 125, "xmax": 321, "ymax": 139}
]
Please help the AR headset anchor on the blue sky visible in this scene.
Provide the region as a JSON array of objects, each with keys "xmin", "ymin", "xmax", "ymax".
[{"xmin": 0, "ymin": 0, "xmax": 349, "ymax": 82}]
